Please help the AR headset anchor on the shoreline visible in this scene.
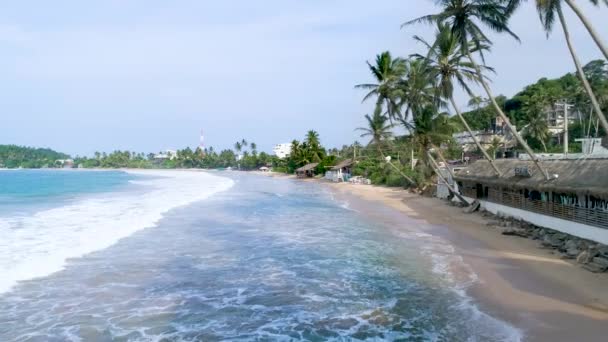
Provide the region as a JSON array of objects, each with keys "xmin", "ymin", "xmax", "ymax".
[{"xmin": 323, "ymin": 181, "xmax": 608, "ymax": 341}]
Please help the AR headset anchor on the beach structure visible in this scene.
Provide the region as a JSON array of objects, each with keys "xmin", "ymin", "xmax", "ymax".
[
  {"xmin": 454, "ymin": 159, "xmax": 608, "ymax": 244},
  {"xmin": 153, "ymin": 150, "xmax": 177, "ymax": 161},
  {"xmin": 259, "ymin": 166, "xmax": 271, "ymax": 172},
  {"xmin": 273, "ymin": 143, "xmax": 292, "ymax": 159},
  {"xmin": 452, "ymin": 116, "xmax": 517, "ymax": 154},
  {"xmin": 55, "ymin": 159, "xmax": 74, "ymax": 168},
  {"xmin": 295, "ymin": 163, "xmax": 318, "ymax": 178},
  {"xmin": 436, "ymin": 165, "xmax": 465, "ymax": 200},
  {"xmin": 324, "ymin": 159, "xmax": 354, "ymax": 182}
]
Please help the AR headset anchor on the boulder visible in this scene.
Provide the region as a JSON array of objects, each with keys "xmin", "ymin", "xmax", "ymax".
[
  {"xmin": 577, "ymin": 250, "xmax": 591, "ymax": 264},
  {"xmin": 592, "ymin": 256, "xmax": 608, "ymax": 269},
  {"xmin": 501, "ymin": 228, "xmax": 528, "ymax": 238}
]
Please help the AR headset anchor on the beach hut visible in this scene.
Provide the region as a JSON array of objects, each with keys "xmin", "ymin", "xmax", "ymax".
[
  {"xmin": 259, "ymin": 166, "xmax": 271, "ymax": 172},
  {"xmin": 453, "ymin": 158, "xmax": 608, "ymax": 244},
  {"xmin": 295, "ymin": 163, "xmax": 319, "ymax": 178},
  {"xmin": 326, "ymin": 159, "xmax": 354, "ymax": 182}
]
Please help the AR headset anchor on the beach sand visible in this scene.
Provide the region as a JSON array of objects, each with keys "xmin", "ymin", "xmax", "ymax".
[{"xmin": 325, "ymin": 182, "xmax": 608, "ymax": 341}]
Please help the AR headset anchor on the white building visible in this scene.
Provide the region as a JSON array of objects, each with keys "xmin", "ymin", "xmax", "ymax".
[
  {"xmin": 154, "ymin": 150, "xmax": 178, "ymax": 160},
  {"xmin": 273, "ymin": 143, "xmax": 292, "ymax": 159}
]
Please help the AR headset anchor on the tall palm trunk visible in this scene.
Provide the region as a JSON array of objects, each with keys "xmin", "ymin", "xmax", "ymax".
[
  {"xmin": 374, "ymin": 96, "xmax": 383, "ymax": 116},
  {"xmin": 465, "ymin": 49, "xmax": 550, "ymax": 180},
  {"xmin": 557, "ymin": 7, "xmax": 608, "ymax": 137},
  {"xmin": 564, "ymin": 0, "xmax": 608, "ymax": 61},
  {"xmin": 427, "ymin": 151, "xmax": 469, "ymax": 206},
  {"xmin": 449, "ymin": 96, "xmax": 502, "ymax": 176}
]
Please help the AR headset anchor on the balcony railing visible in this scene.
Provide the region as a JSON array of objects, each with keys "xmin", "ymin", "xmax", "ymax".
[{"xmin": 486, "ymin": 189, "xmax": 608, "ymax": 229}]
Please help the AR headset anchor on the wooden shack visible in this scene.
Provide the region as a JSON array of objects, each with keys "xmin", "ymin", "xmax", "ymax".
[{"xmin": 295, "ymin": 163, "xmax": 319, "ymax": 178}]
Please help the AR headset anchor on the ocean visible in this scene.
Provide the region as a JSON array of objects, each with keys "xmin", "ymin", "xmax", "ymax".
[{"xmin": 0, "ymin": 170, "xmax": 521, "ymax": 341}]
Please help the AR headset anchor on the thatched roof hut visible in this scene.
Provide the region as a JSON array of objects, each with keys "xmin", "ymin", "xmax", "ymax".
[
  {"xmin": 454, "ymin": 159, "xmax": 608, "ymax": 199},
  {"xmin": 295, "ymin": 163, "xmax": 319, "ymax": 178},
  {"xmin": 331, "ymin": 159, "xmax": 354, "ymax": 171}
]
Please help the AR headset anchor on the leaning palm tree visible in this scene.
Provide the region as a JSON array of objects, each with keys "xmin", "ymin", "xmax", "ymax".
[
  {"xmin": 413, "ymin": 23, "xmax": 502, "ymax": 176},
  {"xmin": 356, "ymin": 51, "xmax": 407, "ymax": 117},
  {"xmin": 356, "ymin": 112, "xmax": 394, "ymax": 156},
  {"xmin": 507, "ymin": 0, "xmax": 608, "ymax": 138},
  {"xmin": 404, "ymin": 0, "xmax": 551, "ymax": 180},
  {"xmin": 508, "ymin": 0, "xmax": 608, "ymax": 61}
]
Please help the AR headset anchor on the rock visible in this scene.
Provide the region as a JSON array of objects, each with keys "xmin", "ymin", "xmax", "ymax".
[
  {"xmin": 541, "ymin": 235, "xmax": 553, "ymax": 247},
  {"xmin": 565, "ymin": 247, "xmax": 580, "ymax": 258},
  {"xmin": 553, "ymin": 233, "xmax": 568, "ymax": 241},
  {"xmin": 583, "ymin": 262, "xmax": 606, "ymax": 273},
  {"xmin": 577, "ymin": 250, "xmax": 591, "ymax": 264},
  {"xmin": 597, "ymin": 246, "xmax": 608, "ymax": 258},
  {"xmin": 592, "ymin": 256, "xmax": 608, "ymax": 269},
  {"xmin": 501, "ymin": 228, "xmax": 528, "ymax": 238}
]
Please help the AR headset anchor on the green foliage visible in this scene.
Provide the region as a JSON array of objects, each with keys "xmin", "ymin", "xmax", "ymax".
[{"xmin": 0, "ymin": 145, "xmax": 69, "ymax": 168}]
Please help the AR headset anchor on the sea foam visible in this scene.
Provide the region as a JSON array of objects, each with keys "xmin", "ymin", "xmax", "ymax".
[{"xmin": 0, "ymin": 170, "xmax": 234, "ymax": 294}]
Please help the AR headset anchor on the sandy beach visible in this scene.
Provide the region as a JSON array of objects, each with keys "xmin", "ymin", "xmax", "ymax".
[{"xmin": 325, "ymin": 181, "xmax": 608, "ymax": 341}]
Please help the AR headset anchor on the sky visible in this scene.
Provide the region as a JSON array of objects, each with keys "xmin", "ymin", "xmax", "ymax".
[{"xmin": 1, "ymin": 0, "xmax": 607, "ymax": 156}]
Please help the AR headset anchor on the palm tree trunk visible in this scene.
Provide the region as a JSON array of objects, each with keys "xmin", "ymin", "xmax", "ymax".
[
  {"xmin": 541, "ymin": 139, "xmax": 548, "ymax": 152},
  {"xmin": 374, "ymin": 96, "xmax": 383, "ymax": 116},
  {"xmin": 564, "ymin": 0, "xmax": 608, "ymax": 61},
  {"xmin": 465, "ymin": 49, "xmax": 550, "ymax": 180},
  {"xmin": 427, "ymin": 151, "xmax": 469, "ymax": 206},
  {"xmin": 449, "ymin": 96, "xmax": 502, "ymax": 176},
  {"xmin": 558, "ymin": 8, "xmax": 608, "ymax": 137}
]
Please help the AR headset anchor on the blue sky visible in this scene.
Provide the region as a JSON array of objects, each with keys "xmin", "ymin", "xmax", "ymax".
[{"xmin": 1, "ymin": 0, "xmax": 607, "ymax": 156}]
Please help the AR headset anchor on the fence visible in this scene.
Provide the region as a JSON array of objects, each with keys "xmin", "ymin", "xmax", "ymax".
[{"xmin": 486, "ymin": 189, "xmax": 608, "ymax": 229}]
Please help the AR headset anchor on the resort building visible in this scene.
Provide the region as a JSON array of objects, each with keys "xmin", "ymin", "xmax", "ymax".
[
  {"xmin": 452, "ymin": 116, "xmax": 517, "ymax": 155},
  {"xmin": 295, "ymin": 163, "xmax": 318, "ymax": 178},
  {"xmin": 454, "ymin": 158, "xmax": 608, "ymax": 244},
  {"xmin": 153, "ymin": 150, "xmax": 178, "ymax": 160},
  {"xmin": 273, "ymin": 143, "xmax": 292, "ymax": 159}
]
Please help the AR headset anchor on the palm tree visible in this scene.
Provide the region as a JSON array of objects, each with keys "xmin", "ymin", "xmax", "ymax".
[
  {"xmin": 305, "ymin": 130, "xmax": 323, "ymax": 162},
  {"xmin": 508, "ymin": 0, "xmax": 608, "ymax": 61},
  {"xmin": 414, "ymin": 23, "xmax": 502, "ymax": 176},
  {"xmin": 393, "ymin": 58, "xmax": 437, "ymax": 131},
  {"xmin": 250, "ymin": 142, "xmax": 257, "ymax": 156},
  {"xmin": 356, "ymin": 112, "xmax": 394, "ymax": 156},
  {"xmin": 404, "ymin": 0, "xmax": 551, "ymax": 180},
  {"xmin": 523, "ymin": 107, "xmax": 550, "ymax": 152},
  {"xmin": 356, "ymin": 51, "xmax": 406, "ymax": 117},
  {"xmin": 234, "ymin": 141, "xmax": 242, "ymax": 154},
  {"xmin": 507, "ymin": 0, "xmax": 608, "ymax": 139}
]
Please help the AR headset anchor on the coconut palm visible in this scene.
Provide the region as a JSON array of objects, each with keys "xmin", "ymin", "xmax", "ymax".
[
  {"xmin": 234, "ymin": 141, "xmax": 242, "ymax": 154},
  {"xmin": 250, "ymin": 142, "xmax": 257, "ymax": 156},
  {"xmin": 305, "ymin": 130, "xmax": 323, "ymax": 162},
  {"xmin": 507, "ymin": 0, "xmax": 608, "ymax": 138},
  {"xmin": 404, "ymin": 0, "xmax": 551, "ymax": 180},
  {"xmin": 356, "ymin": 51, "xmax": 406, "ymax": 117},
  {"xmin": 392, "ymin": 58, "xmax": 437, "ymax": 131},
  {"xmin": 356, "ymin": 112, "xmax": 394, "ymax": 156},
  {"xmin": 523, "ymin": 107, "xmax": 551, "ymax": 152},
  {"xmin": 413, "ymin": 23, "xmax": 502, "ymax": 176}
]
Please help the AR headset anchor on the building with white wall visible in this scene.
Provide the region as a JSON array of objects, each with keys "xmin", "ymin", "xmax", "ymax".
[
  {"xmin": 454, "ymin": 159, "xmax": 608, "ymax": 244},
  {"xmin": 273, "ymin": 143, "xmax": 292, "ymax": 159}
]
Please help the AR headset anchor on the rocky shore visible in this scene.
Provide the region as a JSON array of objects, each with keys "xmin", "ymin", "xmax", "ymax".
[{"xmin": 459, "ymin": 205, "xmax": 608, "ymax": 273}]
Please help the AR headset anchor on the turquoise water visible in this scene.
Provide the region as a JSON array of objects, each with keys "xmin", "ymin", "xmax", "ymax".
[
  {"xmin": 0, "ymin": 170, "xmax": 136, "ymax": 214},
  {"xmin": 0, "ymin": 171, "xmax": 520, "ymax": 341}
]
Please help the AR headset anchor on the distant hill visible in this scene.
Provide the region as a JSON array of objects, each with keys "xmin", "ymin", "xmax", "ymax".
[{"xmin": 0, "ymin": 145, "xmax": 70, "ymax": 168}]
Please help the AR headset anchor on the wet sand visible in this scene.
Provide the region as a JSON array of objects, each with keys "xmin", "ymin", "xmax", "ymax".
[{"xmin": 325, "ymin": 182, "xmax": 608, "ymax": 342}]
